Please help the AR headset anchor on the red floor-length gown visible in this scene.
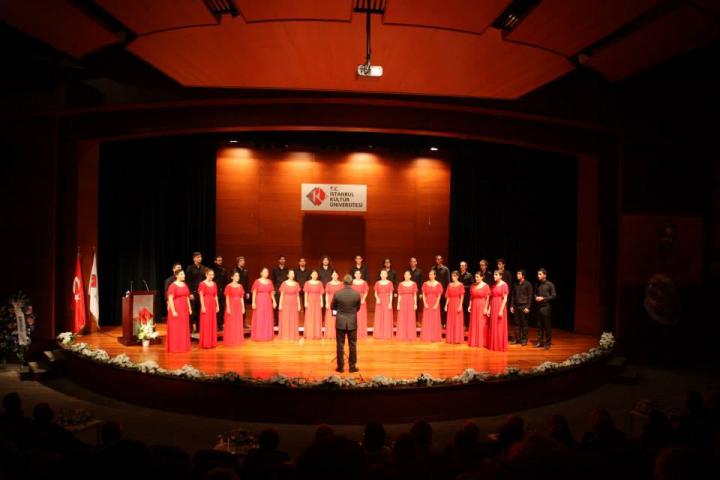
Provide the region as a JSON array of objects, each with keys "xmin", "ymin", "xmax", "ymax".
[
  {"xmin": 396, "ymin": 282, "xmax": 418, "ymax": 340},
  {"xmin": 278, "ymin": 281, "xmax": 300, "ymax": 340},
  {"xmin": 324, "ymin": 282, "xmax": 342, "ymax": 339},
  {"xmin": 420, "ymin": 281, "xmax": 443, "ymax": 342},
  {"xmin": 445, "ymin": 283, "xmax": 465, "ymax": 344},
  {"xmin": 351, "ymin": 280, "xmax": 369, "ymax": 339},
  {"xmin": 303, "ymin": 281, "xmax": 324, "ymax": 340},
  {"xmin": 198, "ymin": 281, "xmax": 218, "ymax": 349},
  {"xmin": 223, "ymin": 283, "xmax": 245, "ymax": 346},
  {"xmin": 468, "ymin": 283, "xmax": 491, "ymax": 348},
  {"xmin": 373, "ymin": 281, "xmax": 394, "ymax": 339},
  {"xmin": 488, "ymin": 281, "xmax": 509, "ymax": 352},
  {"xmin": 251, "ymin": 279, "xmax": 275, "ymax": 341},
  {"xmin": 166, "ymin": 282, "xmax": 191, "ymax": 353}
]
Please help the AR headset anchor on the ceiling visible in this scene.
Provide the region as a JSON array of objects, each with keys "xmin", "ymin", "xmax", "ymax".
[{"xmin": 0, "ymin": 0, "xmax": 717, "ymax": 100}]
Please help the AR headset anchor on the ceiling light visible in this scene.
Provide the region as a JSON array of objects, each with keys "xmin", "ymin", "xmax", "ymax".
[
  {"xmin": 229, "ymin": 140, "xmax": 238, "ymax": 143},
  {"xmin": 430, "ymin": 146, "xmax": 439, "ymax": 151}
]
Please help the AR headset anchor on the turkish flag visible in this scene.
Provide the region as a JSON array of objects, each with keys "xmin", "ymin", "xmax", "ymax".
[{"xmin": 73, "ymin": 253, "xmax": 87, "ymax": 333}]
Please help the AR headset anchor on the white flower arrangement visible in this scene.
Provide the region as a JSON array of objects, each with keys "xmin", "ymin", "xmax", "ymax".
[
  {"xmin": 57, "ymin": 332, "xmax": 75, "ymax": 345},
  {"xmin": 137, "ymin": 323, "xmax": 159, "ymax": 342},
  {"xmin": 80, "ymin": 347, "xmax": 109, "ymax": 362},
  {"xmin": 56, "ymin": 331, "xmax": 616, "ymax": 389},
  {"xmin": 136, "ymin": 360, "xmax": 160, "ymax": 373},
  {"xmin": 109, "ymin": 353, "xmax": 135, "ymax": 368},
  {"xmin": 269, "ymin": 374, "xmax": 291, "ymax": 386},
  {"xmin": 599, "ymin": 331, "xmax": 615, "ymax": 350},
  {"xmin": 68, "ymin": 342, "xmax": 89, "ymax": 353},
  {"xmin": 172, "ymin": 364, "xmax": 204, "ymax": 379}
]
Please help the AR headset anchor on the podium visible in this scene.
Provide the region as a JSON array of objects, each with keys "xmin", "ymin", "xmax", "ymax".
[{"xmin": 119, "ymin": 290, "xmax": 157, "ymax": 346}]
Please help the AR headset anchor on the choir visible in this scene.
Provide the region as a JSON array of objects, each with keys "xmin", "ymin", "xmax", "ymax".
[{"xmin": 164, "ymin": 254, "xmax": 557, "ymax": 353}]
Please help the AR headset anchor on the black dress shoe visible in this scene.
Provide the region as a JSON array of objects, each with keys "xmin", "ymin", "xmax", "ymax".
[
  {"xmin": 349, "ymin": 367, "xmax": 359, "ymax": 373},
  {"xmin": 534, "ymin": 342, "xmax": 544, "ymax": 348},
  {"xmin": 509, "ymin": 339, "xmax": 518, "ymax": 345},
  {"xmin": 335, "ymin": 368, "xmax": 344, "ymax": 373},
  {"xmin": 544, "ymin": 343, "xmax": 551, "ymax": 350},
  {"xmin": 521, "ymin": 341, "xmax": 528, "ymax": 346}
]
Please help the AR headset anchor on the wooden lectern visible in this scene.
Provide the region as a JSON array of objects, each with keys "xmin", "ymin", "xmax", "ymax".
[{"xmin": 119, "ymin": 290, "xmax": 156, "ymax": 345}]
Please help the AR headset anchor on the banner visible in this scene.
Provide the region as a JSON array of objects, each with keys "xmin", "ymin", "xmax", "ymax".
[
  {"xmin": 300, "ymin": 184, "xmax": 367, "ymax": 212},
  {"xmin": 88, "ymin": 251, "xmax": 100, "ymax": 326}
]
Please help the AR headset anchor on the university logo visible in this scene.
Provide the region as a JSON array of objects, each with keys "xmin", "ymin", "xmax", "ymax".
[{"xmin": 306, "ymin": 187, "xmax": 326, "ymax": 206}]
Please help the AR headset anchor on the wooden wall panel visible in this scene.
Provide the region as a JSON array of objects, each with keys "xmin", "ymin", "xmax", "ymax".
[{"xmin": 216, "ymin": 148, "xmax": 450, "ymax": 285}]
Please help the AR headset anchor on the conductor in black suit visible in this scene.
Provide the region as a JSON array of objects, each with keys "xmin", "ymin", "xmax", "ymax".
[{"xmin": 331, "ymin": 274, "xmax": 361, "ymax": 373}]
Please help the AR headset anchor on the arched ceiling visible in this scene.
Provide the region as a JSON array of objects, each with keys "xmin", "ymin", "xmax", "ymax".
[{"xmin": 1, "ymin": 0, "xmax": 717, "ymax": 100}]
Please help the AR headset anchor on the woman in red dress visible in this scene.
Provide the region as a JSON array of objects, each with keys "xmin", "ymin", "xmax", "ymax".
[
  {"xmin": 278, "ymin": 269, "xmax": 301, "ymax": 340},
  {"xmin": 223, "ymin": 271, "xmax": 246, "ymax": 346},
  {"xmin": 488, "ymin": 270, "xmax": 509, "ymax": 352},
  {"xmin": 167, "ymin": 270, "xmax": 192, "ymax": 353},
  {"xmin": 396, "ymin": 270, "xmax": 418, "ymax": 340},
  {"xmin": 251, "ymin": 267, "xmax": 276, "ymax": 341},
  {"xmin": 420, "ymin": 269, "xmax": 443, "ymax": 342},
  {"xmin": 373, "ymin": 269, "xmax": 394, "ymax": 339},
  {"xmin": 198, "ymin": 268, "xmax": 218, "ymax": 349},
  {"xmin": 444, "ymin": 270, "xmax": 465, "ymax": 344},
  {"xmin": 351, "ymin": 269, "xmax": 369, "ymax": 339},
  {"xmin": 323, "ymin": 271, "xmax": 342, "ymax": 339},
  {"xmin": 303, "ymin": 270, "xmax": 324, "ymax": 340},
  {"xmin": 468, "ymin": 271, "xmax": 491, "ymax": 348}
]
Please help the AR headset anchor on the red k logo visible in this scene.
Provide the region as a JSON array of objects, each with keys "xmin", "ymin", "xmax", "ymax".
[{"xmin": 306, "ymin": 187, "xmax": 326, "ymax": 206}]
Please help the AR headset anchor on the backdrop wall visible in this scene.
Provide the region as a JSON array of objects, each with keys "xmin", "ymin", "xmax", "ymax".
[{"xmin": 216, "ymin": 147, "xmax": 451, "ymax": 292}]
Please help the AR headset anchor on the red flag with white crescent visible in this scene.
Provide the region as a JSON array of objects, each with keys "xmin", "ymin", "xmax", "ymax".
[{"xmin": 73, "ymin": 253, "xmax": 87, "ymax": 333}]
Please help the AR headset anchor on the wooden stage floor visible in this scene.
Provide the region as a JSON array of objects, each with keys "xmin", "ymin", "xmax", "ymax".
[{"xmin": 79, "ymin": 326, "xmax": 599, "ymax": 381}]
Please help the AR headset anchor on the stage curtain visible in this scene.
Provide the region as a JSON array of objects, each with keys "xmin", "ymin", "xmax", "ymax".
[
  {"xmin": 448, "ymin": 144, "xmax": 577, "ymax": 330},
  {"xmin": 99, "ymin": 137, "xmax": 216, "ymax": 324}
]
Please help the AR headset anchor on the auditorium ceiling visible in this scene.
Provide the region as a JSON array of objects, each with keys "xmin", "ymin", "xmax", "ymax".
[{"xmin": 0, "ymin": 0, "xmax": 718, "ymax": 100}]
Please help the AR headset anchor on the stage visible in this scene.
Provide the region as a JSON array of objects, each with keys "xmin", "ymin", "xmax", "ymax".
[
  {"xmin": 60, "ymin": 326, "xmax": 614, "ymax": 424},
  {"xmin": 79, "ymin": 326, "xmax": 598, "ymax": 380}
]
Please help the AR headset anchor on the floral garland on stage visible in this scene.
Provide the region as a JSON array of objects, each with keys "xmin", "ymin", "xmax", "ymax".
[
  {"xmin": 56, "ymin": 331, "xmax": 615, "ymax": 389},
  {"xmin": 0, "ymin": 292, "xmax": 36, "ymax": 363}
]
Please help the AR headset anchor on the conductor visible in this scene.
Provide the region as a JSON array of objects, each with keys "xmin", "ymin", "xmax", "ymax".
[{"xmin": 331, "ymin": 274, "xmax": 361, "ymax": 373}]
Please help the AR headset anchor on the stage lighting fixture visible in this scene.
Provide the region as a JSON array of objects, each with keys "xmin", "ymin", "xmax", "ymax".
[
  {"xmin": 354, "ymin": 0, "xmax": 385, "ymax": 78},
  {"xmin": 491, "ymin": 0, "xmax": 540, "ymax": 33},
  {"xmin": 204, "ymin": 0, "xmax": 239, "ymax": 18},
  {"xmin": 430, "ymin": 147, "xmax": 439, "ymax": 151},
  {"xmin": 229, "ymin": 140, "xmax": 238, "ymax": 143}
]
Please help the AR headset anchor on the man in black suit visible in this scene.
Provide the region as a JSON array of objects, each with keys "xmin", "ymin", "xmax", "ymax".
[
  {"xmin": 349, "ymin": 255, "xmax": 368, "ymax": 280},
  {"xmin": 331, "ymin": 275, "xmax": 361, "ymax": 373},
  {"xmin": 185, "ymin": 252, "xmax": 205, "ymax": 332},
  {"xmin": 234, "ymin": 256, "xmax": 250, "ymax": 301}
]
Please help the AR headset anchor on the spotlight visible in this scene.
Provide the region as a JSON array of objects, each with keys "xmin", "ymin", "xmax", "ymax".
[
  {"xmin": 229, "ymin": 140, "xmax": 238, "ymax": 143},
  {"xmin": 430, "ymin": 146, "xmax": 439, "ymax": 151}
]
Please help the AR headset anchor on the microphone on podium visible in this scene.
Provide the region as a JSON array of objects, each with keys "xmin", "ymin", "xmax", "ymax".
[{"xmin": 142, "ymin": 280, "xmax": 150, "ymax": 292}]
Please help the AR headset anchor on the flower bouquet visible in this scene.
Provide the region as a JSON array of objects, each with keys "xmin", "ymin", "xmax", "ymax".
[
  {"xmin": 137, "ymin": 308, "xmax": 157, "ymax": 346},
  {"xmin": 0, "ymin": 292, "xmax": 37, "ymax": 363}
]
